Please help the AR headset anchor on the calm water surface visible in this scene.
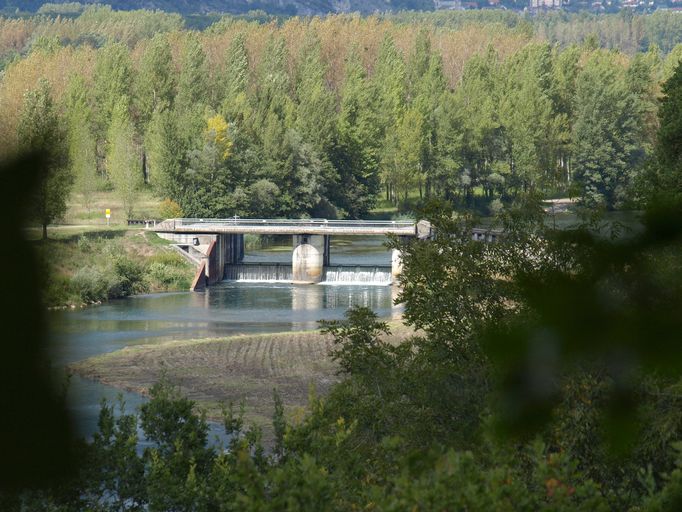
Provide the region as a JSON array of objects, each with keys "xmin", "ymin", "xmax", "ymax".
[{"xmin": 48, "ymin": 236, "xmax": 400, "ymax": 441}]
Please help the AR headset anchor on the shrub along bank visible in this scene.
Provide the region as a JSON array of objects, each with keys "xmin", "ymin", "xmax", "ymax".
[{"xmin": 36, "ymin": 229, "xmax": 194, "ymax": 307}]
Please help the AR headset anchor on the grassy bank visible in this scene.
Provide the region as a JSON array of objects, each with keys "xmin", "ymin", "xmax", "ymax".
[
  {"xmin": 34, "ymin": 228, "xmax": 195, "ymax": 308},
  {"xmin": 69, "ymin": 322, "xmax": 415, "ymax": 432},
  {"xmin": 62, "ymin": 190, "xmax": 164, "ymax": 226}
]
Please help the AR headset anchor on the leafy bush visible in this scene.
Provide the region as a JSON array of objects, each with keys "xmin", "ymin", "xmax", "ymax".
[
  {"xmin": 158, "ymin": 198, "xmax": 183, "ymax": 219},
  {"xmin": 112, "ymin": 257, "xmax": 147, "ymax": 297},
  {"xmin": 71, "ymin": 266, "xmax": 114, "ymax": 303},
  {"xmin": 43, "ymin": 274, "xmax": 79, "ymax": 307},
  {"xmin": 76, "ymin": 235, "xmax": 92, "ymax": 252},
  {"xmin": 147, "ymin": 262, "xmax": 191, "ymax": 290}
]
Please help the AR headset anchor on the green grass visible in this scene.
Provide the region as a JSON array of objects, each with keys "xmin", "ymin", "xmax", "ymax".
[{"xmin": 65, "ymin": 190, "xmax": 164, "ymax": 225}]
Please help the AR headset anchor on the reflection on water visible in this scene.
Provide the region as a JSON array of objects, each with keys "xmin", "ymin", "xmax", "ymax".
[
  {"xmin": 49, "ymin": 281, "xmax": 401, "ymax": 441},
  {"xmin": 49, "ymin": 283, "xmax": 400, "ymax": 366},
  {"xmin": 49, "ymin": 235, "xmax": 401, "ymax": 442}
]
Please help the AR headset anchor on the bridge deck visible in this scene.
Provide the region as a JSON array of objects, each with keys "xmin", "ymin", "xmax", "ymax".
[{"xmin": 154, "ymin": 218, "xmax": 423, "ymax": 237}]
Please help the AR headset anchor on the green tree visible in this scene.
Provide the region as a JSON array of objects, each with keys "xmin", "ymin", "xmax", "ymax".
[
  {"xmin": 409, "ymin": 32, "xmax": 447, "ymax": 199},
  {"xmin": 331, "ymin": 45, "xmax": 382, "ymax": 217},
  {"xmin": 17, "ymin": 79, "xmax": 72, "ymax": 239},
  {"xmin": 86, "ymin": 398, "xmax": 145, "ymax": 510},
  {"xmin": 373, "ymin": 34, "xmax": 407, "ymax": 201},
  {"xmin": 145, "ymin": 107, "xmax": 185, "ymax": 196},
  {"xmin": 93, "ymin": 42, "xmax": 133, "ymax": 136},
  {"xmin": 176, "ymin": 33, "xmax": 210, "ymax": 115},
  {"xmin": 134, "ymin": 33, "xmax": 175, "ymax": 129},
  {"xmin": 550, "ymin": 44, "xmax": 581, "ymax": 188},
  {"xmin": 254, "ymin": 35, "xmax": 293, "ymax": 128},
  {"xmin": 295, "ymin": 31, "xmax": 336, "ymax": 153},
  {"xmin": 389, "ymin": 107, "xmax": 427, "ymax": 204},
  {"xmin": 572, "ymin": 51, "xmax": 643, "ymax": 209},
  {"xmin": 651, "ymin": 59, "xmax": 682, "ymax": 202},
  {"xmin": 106, "ymin": 97, "xmax": 141, "ymax": 219},
  {"xmin": 499, "ymin": 43, "xmax": 560, "ymax": 195},
  {"xmin": 64, "ymin": 75, "xmax": 98, "ymax": 212},
  {"xmin": 453, "ymin": 46, "xmax": 505, "ymax": 207},
  {"xmin": 220, "ymin": 32, "xmax": 250, "ymax": 121}
]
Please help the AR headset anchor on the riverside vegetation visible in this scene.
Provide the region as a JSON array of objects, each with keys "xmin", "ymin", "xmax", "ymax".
[{"xmin": 38, "ymin": 228, "xmax": 194, "ymax": 307}]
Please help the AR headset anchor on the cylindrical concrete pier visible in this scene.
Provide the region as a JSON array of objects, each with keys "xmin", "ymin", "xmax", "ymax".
[
  {"xmin": 292, "ymin": 235, "xmax": 325, "ymax": 283},
  {"xmin": 391, "ymin": 248, "xmax": 403, "ymax": 280}
]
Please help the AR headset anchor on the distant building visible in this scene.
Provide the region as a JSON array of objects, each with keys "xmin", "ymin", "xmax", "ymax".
[
  {"xmin": 435, "ymin": 0, "xmax": 463, "ymax": 8},
  {"xmin": 529, "ymin": 0, "xmax": 562, "ymax": 9}
]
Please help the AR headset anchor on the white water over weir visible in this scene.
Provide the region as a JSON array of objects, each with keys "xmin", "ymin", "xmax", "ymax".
[
  {"xmin": 224, "ymin": 264, "xmax": 393, "ymax": 286},
  {"xmin": 321, "ymin": 266, "xmax": 393, "ymax": 286},
  {"xmin": 225, "ymin": 264, "xmax": 293, "ymax": 283}
]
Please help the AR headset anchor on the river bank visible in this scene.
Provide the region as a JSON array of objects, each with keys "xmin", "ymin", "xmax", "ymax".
[
  {"xmin": 32, "ymin": 227, "xmax": 195, "ymax": 308},
  {"xmin": 68, "ymin": 321, "xmax": 415, "ymax": 430}
]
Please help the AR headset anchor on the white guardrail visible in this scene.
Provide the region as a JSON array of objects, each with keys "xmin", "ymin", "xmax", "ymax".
[{"xmin": 172, "ymin": 218, "xmax": 416, "ymax": 229}]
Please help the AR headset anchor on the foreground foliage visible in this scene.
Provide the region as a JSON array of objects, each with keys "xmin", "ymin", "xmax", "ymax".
[{"xmin": 5, "ymin": 195, "xmax": 682, "ymax": 510}]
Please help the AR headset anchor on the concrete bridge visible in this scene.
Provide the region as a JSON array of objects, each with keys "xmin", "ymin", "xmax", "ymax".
[{"xmin": 154, "ymin": 218, "xmax": 433, "ymax": 290}]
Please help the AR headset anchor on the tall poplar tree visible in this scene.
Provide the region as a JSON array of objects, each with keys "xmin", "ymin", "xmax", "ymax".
[
  {"xmin": 393, "ymin": 107, "xmax": 426, "ymax": 204},
  {"xmin": 453, "ymin": 46, "xmax": 504, "ymax": 205},
  {"xmin": 107, "ymin": 97, "xmax": 140, "ymax": 219},
  {"xmin": 332, "ymin": 45, "xmax": 381, "ymax": 217},
  {"xmin": 176, "ymin": 33, "xmax": 210, "ymax": 115},
  {"xmin": 372, "ymin": 34, "xmax": 407, "ymax": 201},
  {"xmin": 93, "ymin": 42, "xmax": 133, "ymax": 178},
  {"xmin": 410, "ymin": 33, "xmax": 447, "ymax": 198},
  {"xmin": 18, "ymin": 79, "xmax": 72, "ymax": 239},
  {"xmin": 499, "ymin": 43, "xmax": 558, "ymax": 195},
  {"xmin": 295, "ymin": 32, "xmax": 335, "ymax": 153},
  {"xmin": 255, "ymin": 35, "xmax": 292, "ymax": 126},
  {"xmin": 64, "ymin": 76, "xmax": 98, "ymax": 212},
  {"xmin": 93, "ymin": 42, "xmax": 133, "ymax": 136},
  {"xmin": 134, "ymin": 33, "xmax": 175, "ymax": 129},
  {"xmin": 221, "ymin": 32, "xmax": 250, "ymax": 121},
  {"xmin": 146, "ymin": 108, "xmax": 185, "ymax": 199}
]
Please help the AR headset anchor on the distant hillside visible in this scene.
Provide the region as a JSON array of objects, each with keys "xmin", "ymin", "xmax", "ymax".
[{"xmin": 1, "ymin": 0, "xmax": 436, "ymax": 15}]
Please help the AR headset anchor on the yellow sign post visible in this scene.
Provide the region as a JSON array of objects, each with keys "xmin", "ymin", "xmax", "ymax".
[{"xmin": 105, "ymin": 208, "xmax": 111, "ymax": 226}]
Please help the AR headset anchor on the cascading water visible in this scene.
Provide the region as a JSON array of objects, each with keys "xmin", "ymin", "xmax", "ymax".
[
  {"xmin": 321, "ymin": 266, "xmax": 392, "ymax": 286},
  {"xmin": 224, "ymin": 264, "xmax": 293, "ymax": 283},
  {"xmin": 224, "ymin": 264, "xmax": 393, "ymax": 285}
]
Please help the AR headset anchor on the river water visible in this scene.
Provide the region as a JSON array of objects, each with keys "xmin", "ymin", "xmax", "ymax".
[{"xmin": 48, "ymin": 236, "xmax": 400, "ymax": 442}]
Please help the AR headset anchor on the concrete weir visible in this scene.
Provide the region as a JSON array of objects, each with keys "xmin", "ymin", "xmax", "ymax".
[{"xmin": 154, "ymin": 218, "xmax": 433, "ymax": 290}]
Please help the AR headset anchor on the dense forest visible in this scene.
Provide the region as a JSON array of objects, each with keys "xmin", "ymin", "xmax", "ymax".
[
  {"xmin": 1, "ymin": 0, "xmax": 437, "ymax": 16},
  {"xmin": 2, "ymin": 7, "xmax": 682, "ymax": 226}
]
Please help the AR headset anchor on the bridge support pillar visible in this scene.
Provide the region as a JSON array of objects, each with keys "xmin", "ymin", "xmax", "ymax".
[
  {"xmin": 223, "ymin": 234, "xmax": 244, "ymax": 265},
  {"xmin": 391, "ymin": 236, "xmax": 411, "ymax": 281},
  {"xmin": 391, "ymin": 249, "xmax": 403, "ymax": 280},
  {"xmin": 292, "ymin": 235, "xmax": 327, "ymax": 284}
]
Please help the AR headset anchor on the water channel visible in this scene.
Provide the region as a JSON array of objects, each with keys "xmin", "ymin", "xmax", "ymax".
[{"xmin": 48, "ymin": 236, "xmax": 401, "ymax": 443}]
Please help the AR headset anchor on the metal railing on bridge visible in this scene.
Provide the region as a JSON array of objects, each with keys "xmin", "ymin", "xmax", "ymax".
[
  {"xmin": 153, "ymin": 217, "xmax": 432, "ymax": 238},
  {"xmin": 170, "ymin": 218, "xmax": 416, "ymax": 229}
]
